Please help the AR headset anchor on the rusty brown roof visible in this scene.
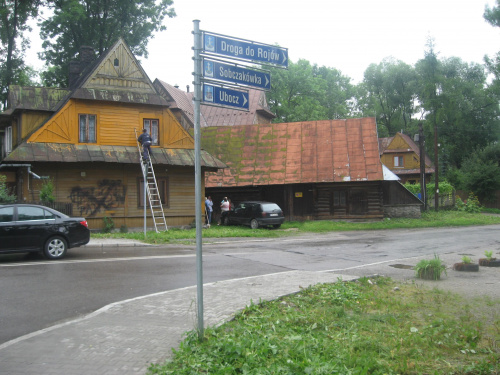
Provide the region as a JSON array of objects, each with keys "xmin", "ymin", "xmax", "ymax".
[
  {"xmin": 201, "ymin": 118, "xmax": 383, "ymax": 187},
  {"xmin": 3, "ymin": 143, "xmax": 226, "ymax": 170}
]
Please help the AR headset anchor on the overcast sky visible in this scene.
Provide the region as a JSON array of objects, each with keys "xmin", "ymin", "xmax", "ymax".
[{"xmin": 27, "ymin": 0, "xmax": 500, "ymax": 89}]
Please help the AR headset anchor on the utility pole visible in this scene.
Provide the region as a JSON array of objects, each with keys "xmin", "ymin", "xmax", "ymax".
[
  {"xmin": 434, "ymin": 123, "xmax": 439, "ymax": 211},
  {"xmin": 418, "ymin": 123, "xmax": 427, "ymax": 211}
]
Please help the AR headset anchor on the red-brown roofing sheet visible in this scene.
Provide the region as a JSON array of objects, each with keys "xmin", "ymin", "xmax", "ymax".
[{"xmin": 202, "ymin": 117, "xmax": 384, "ymax": 187}]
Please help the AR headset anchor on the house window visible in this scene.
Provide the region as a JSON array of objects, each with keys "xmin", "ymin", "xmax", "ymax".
[
  {"xmin": 137, "ymin": 177, "xmax": 169, "ymax": 208},
  {"xmin": 394, "ymin": 156, "xmax": 404, "ymax": 167},
  {"xmin": 5, "ymin": 126, "xmax": 12, "ymax": 154},
  {"xmin": 333, "ymin": 191, "xmax": 346, "ymax": 207},
  {"xmin": 79, "ymin": 114, "xmax": 97, "ymax": 143},
  {"xmin": 143, "ymin": 119, "xmax": 159, "ymax": 145}
]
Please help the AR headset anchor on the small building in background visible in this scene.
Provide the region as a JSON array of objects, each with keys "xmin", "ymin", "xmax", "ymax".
[{"xmin": 379, "ymin": 132, "xmax": 434, "ymax": 184}]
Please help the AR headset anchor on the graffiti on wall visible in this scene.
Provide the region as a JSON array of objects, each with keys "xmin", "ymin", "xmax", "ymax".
[{"xmin": 69, "ymin": 179, "xmax": 127, "ymax": 216}]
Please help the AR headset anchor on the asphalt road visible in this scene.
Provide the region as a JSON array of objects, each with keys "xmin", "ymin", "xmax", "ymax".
[{"xmin": 1, "ymin": 225, "xmax": 499, "ymax": 345}]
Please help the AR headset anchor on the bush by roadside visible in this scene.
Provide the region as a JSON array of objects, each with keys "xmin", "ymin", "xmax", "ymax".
[{"xmin": 148, "ymin": 277, "xmax": 499, "ymax": 374}]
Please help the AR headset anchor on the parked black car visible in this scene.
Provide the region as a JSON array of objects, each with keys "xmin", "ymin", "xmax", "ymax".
[
  {"xmin": 224, "ymin": 201, "xmax": 284, "ymax": 229},
  {"xmin": 0, "ymin": 203, "xmax": 90, "ymax": 260}
]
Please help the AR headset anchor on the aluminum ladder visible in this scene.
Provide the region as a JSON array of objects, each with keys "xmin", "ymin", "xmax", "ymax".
[{"xmin": 135, "ymin": 129, "xmax": 168, "ymax": 232}]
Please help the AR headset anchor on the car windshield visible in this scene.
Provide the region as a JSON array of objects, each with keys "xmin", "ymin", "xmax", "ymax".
[{"xmin": 261, "ymin": 203, "xmax": 281, "ymax": 212}]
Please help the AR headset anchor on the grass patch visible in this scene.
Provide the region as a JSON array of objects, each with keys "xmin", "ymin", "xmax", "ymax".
[
  {"xmin": 482, "ymin": 208, "xmax": 500, "ymax": 215},
  {"xmin": 92, "ymin": 211, "xmax": 500, "ymax": 244},
  {"xmin": 148, "ymin": 278, "xmax": 500, "ymax": 374}
]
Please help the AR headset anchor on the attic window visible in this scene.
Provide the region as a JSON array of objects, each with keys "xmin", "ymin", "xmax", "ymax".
[
  {"xmin": 114, "ymin": 58, "xmax": 119, "ymax": 67},
  {"xmin": 79, "ymin": 114, "xmax": 97, "ymax": 143}
]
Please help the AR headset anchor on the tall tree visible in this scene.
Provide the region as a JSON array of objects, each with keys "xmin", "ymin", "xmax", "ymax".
[
  {"xmin": 415, "ymin": 38, "xmax": 443, "ymax": 210},
  {"xmin": 357, "ymin": 57, "xmax": 418, "ymax": 137},
  {"xmin": 435, "ymin": 57, "xmax": 499, "ymax": 171},
  {"xmin": 267, "ymin": 59, "xmax": 326, "ymax": 123},
  {"xmin": 39, "ymin": 0, "xmax": 176, "ymax": 87},
  {"xmin": 314, "ymin": 65, "xmax": 355, "ymax": 120},
  {"xmin": 484, "ymin": 0, "xmax": 500, "ymax": 27},
  {"xmin": 449, "ymin": 142, "xmax": 500, "ymax": 203},
  {"xmin": 484, "ymin": 0, "xmax": 500, "ymax": 95},
  {"xmin": 267, "ymin": 59, "xmax": 354, "ymax": 123},
  {"xmin": 0, "ymin": 0, "xmax": 41, "ymax": 109}
]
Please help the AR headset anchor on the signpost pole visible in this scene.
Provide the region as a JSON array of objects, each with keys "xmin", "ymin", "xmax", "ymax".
[
  {"xmin": 144, "ymin": 165, "xmax": 147, "ymax": 238},
  {"xmin": 193, "ymin": 19, "xmax": 204, "ymax": 340}
]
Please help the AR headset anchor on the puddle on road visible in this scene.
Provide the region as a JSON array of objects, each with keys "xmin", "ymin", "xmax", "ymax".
[{"xmin": 389, "ymin": 264, "xmax": 414, "ymax": 270}]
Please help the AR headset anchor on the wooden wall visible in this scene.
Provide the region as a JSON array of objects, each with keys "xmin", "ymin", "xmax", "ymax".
[
  {"xmin": 207, "ymin": 181, "xmax": 385, "ymax": 222},
  {"xmin": 20, "ymin": 111, "xmax": 51, "ymax": 140},
  {"xmin": 27, "ymin": 162, "xmax": 201, "ymax": 230},
  {"xmin": 27, "ymin": 100, "xmax": 194, "ymax": 149}
]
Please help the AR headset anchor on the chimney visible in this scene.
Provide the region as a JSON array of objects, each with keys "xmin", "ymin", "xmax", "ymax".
[
  {"xmin": 174, "ymin": 84, "xmax": 179, "ymax": 89},
  {"xmin": 186, "ymin": 85, "xmax": 190, "ymax": 93},
  {"xmin": 68, "ymin": 60, "xmax": 81, "ymax": 89},
  {"xmin": 79, "ymin": 46, "xmax": 95, "ymax": 66},
  {"xmin": 68, "ymin": 46, "xmax": 95, "ymax": 89}
]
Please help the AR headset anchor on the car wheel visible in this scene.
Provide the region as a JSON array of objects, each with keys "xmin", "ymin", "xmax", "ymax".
[
  {"xmin": 223, "ymin": 216, "xmax": 230, "ymax": 226},
  {"xmin": 272, "ymin": 224, "xmax": 281, "ymax": 229},
  {"xmin": 44, "ymin": 236, "xmax": 68, "ymax": 260},
  {"xmin": 250, "ymin": 219, "xmax": 259, "ymax": 229}
]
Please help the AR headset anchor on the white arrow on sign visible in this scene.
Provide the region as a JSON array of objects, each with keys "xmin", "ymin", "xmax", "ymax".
[{"xmin": 242, "ymin": 94, "xmax": 248, "ymax": 107}]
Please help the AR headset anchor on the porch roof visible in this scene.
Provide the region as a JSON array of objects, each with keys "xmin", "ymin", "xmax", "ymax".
[{"xmin": 2, "ymin": 142, "xmax": 226, "ymax": 170}]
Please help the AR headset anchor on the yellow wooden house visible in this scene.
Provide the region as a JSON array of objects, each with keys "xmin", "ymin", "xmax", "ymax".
[
  {"xmin": 379, "ymin": 132, "xmax": 434, "ymax": 184},
  {"xmin": 0, "ymin": 38, "xmax": 225, "ymax": 230}
]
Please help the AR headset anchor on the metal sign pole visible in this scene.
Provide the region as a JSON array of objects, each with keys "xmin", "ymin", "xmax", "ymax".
[
  {"xmin": 144, "ymin": 164, "xmax": 147, "ymax": 238},
  {"xmin": 193, "ymin": 19, "xmax": 204, "ymax": 340}
]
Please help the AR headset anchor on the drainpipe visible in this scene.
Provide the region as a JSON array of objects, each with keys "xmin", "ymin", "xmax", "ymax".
[{"xmin": 0, "ymin": 163, "xmax": 46, "ymax": 196}]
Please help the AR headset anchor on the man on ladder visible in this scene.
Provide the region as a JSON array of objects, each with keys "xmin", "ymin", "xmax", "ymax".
[{"xmin": 137, "ymin": 128, "xmax": 152, "ymax": 162}]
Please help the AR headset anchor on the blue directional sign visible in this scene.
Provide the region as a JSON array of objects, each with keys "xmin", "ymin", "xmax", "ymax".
[
  {"xmin": 202, "ymin": 84, "xmax": 249, "ymax": 110},
  {"xmin": 202, "ymin": 32, "xmax": 288, "ymax": 68},
  {"xmin": 203, "ymin": 59, "xmax": 271, "ymax": 91}
]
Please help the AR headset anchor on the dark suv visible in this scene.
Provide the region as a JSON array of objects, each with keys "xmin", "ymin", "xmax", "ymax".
[{"xmin": 224, "ymin": 201, "xmax": 284, "ymax": 229}]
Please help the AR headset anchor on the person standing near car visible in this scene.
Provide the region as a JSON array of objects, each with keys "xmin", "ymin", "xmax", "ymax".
[
  {"xmin": 220, "ymin": 197, "xmax": 230, "ymax": 224},
  {"xmin": 205, "ymin": 196, "xmax": 213, "ymax": 227}
]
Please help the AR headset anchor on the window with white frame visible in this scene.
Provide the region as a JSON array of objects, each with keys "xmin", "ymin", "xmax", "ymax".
[
  {"xmin": 394, "ymin": 156, "xmax": 404, "ymax": 167},
  {"xmin": 79, "ymin": 114, "xmax": 97, "ymax": 143},
  {"xmin": 5, "ymin": 126, "xmax": 12, "ymax": 154},
  {"xmin": 143, "ymin": 119, "xmax": 159, "ymax": 145}
]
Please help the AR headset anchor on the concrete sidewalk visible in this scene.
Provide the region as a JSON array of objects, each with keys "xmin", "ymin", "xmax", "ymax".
[{"xmin": 0, "ymin": 269, "xmax": 355, "ymax": 375}]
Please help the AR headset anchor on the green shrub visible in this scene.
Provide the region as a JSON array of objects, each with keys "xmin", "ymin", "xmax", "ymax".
[
  {"xmin": 40, "ymin": 179, "xmax": 55, "ymax": 203},
  {"xmin": 456, "ymin": 193, "xmax": 482, "ymax": 213},
  {"xmin": 102, "ymin": 216, "xmax": 115, "ymax": 233},
  {"xmin": 119, "ymin": 225, "xmax": 128, "ymax": 233},
  {"xmin": 0, "ymin": 175, "xmax": 16, "ymax": 203}
]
